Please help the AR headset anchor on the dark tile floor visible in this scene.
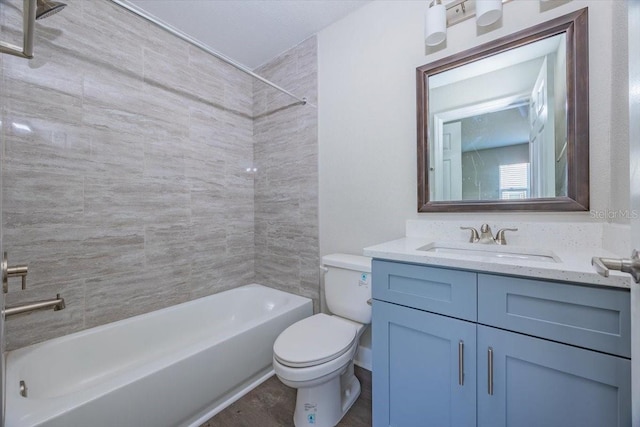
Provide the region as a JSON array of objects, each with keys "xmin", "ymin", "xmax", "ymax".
[{"xmin": 201, "ymin": 366, "xmax": 372, "ymax": 427}]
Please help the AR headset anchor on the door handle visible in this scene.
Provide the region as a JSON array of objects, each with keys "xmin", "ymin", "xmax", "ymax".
[
  {"xmin": 487, "ymin": 347, "xmax": 494, "ymax": 396},
  {"xmin": 591, "ymin": 249, "xmax": 640, "ymax": 283},
  {"xmin": 458, "ymin": 340, "xmax": 464, "ymax": 386}
]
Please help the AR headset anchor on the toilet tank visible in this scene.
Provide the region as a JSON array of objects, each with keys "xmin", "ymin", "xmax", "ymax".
[{"xmin": 322, "ymin": 254, "xmax": 372, "ymax": 324}]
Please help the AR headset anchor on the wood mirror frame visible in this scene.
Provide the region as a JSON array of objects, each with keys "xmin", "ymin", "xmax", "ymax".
[{"xmin": 417, "ymin": 8, "xmax": 588, "ymax": 212}]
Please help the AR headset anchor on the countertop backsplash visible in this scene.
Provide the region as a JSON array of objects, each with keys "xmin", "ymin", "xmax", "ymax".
[{"xmin": 406, "ymin": 219, "xmax": 622, "ymax": 252}]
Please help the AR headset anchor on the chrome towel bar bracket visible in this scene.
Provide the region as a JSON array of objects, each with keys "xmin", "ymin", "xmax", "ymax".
[{"xmin": 2, "ymin": 252, "xmax": 29, "ymax": 293}]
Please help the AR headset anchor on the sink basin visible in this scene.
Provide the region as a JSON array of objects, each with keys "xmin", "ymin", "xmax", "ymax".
[{"xmin": 417, "ymin": 242, "xmax": 560, "ymax": 263}]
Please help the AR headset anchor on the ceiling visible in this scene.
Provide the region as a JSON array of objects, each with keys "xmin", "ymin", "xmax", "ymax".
[{"xmin": 126, "ymin": 0, "xmax": 371, "ymax": 70}]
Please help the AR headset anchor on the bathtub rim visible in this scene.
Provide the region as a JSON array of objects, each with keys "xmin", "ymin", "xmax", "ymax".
[{"xmin": 8, "ymin": 283, "xmax": 309, "ymax": 359}]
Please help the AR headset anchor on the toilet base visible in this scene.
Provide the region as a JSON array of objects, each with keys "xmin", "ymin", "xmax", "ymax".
[{"xmin": 292, "ymin": 363, "xmax": 361, "ymax": 427}]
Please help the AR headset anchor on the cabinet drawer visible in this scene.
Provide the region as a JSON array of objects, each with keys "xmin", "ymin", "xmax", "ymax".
[
  {"xmin": 372, "ymin": 260, "xmax": 477, "ymax": 321},
  {"xmin": 478, "ymin": 274, "xmax": 631, "ymax": 358}
]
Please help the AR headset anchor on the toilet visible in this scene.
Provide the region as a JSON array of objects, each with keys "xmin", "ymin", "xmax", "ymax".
[{"xmin": 273, "ymin": 254, "xmax": 372, "ymax": 427}]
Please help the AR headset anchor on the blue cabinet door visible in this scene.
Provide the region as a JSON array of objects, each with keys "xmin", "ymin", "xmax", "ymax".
[
  {"xmin": 372, "ymin": 300, "xmax": 476, "ymax": 427},
  {"xmin": 477, "ymin": 325, "xmax": 631, "ymax": 427}
]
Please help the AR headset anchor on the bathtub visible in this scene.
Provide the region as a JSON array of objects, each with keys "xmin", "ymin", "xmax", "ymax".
[{"xmin": 5, "ymin": 284, "xmax": 313, "ymax": 427}]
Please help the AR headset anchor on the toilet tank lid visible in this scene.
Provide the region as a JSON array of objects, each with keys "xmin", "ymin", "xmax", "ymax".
[{"xmin": 322, "ymin": 254, "xmax": 372, "ymax": 273}]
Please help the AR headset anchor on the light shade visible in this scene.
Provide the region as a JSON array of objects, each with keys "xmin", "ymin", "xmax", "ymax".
[
  {"xmin": 425, "ymin": 2, "xmax": 446, "ymax": 46},
  {"xmin": 476, "ymin": 0, "xmax": 502, "ymax": 27}
]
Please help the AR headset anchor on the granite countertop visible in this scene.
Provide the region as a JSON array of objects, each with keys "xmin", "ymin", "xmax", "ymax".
[{"xmin": 363, "ymin": 237, "xmax": 631, "ymax": 289}]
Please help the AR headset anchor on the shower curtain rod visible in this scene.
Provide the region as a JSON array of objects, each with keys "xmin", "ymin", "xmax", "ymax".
[{"xmin": 111, "ymin": 0, "xmax": 311, "ymax": 107}]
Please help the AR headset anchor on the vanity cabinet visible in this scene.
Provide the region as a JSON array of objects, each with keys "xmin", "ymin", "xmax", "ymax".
[{"xmin": 372, "ymin": 259, "xmax": 632, "ymax": 427}]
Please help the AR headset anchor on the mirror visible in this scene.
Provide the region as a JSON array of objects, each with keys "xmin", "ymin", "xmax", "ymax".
[{"xmin": 417, "ymin": 8, "xmax": 588, "ymax": 212}]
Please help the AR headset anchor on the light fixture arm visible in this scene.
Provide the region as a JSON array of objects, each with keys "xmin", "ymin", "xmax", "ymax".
[{"xmin": 445, "ymin": 0, "xmax": 510, "ymax": 27}]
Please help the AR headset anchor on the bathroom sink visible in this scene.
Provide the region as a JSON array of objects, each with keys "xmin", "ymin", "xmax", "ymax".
[{"xmin": 417, "ymin": 242, "xmax": 560, "ymax": 263}]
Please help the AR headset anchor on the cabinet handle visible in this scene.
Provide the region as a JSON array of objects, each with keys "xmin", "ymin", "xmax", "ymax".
[
  {"xmin": 458, "ymin": 340, "xmax": 464, "ymax": 385},
  {"xmin": 488, "ymin": 347, "xmax": 494, "ymax": 395}
]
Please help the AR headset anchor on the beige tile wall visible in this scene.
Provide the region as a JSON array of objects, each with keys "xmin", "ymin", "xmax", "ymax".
[
  {"xmin": 254, "ymin": 38, "xmax": 320, "ymax": 311},
  {"xmin": 0, "ymin": 1, "xmax": 317, "ymax": 350}
]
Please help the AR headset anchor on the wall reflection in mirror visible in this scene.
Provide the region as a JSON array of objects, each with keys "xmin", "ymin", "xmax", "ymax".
[{"xmin": 429, "ymin": 33, "xmax": 567, "ymax": 202}]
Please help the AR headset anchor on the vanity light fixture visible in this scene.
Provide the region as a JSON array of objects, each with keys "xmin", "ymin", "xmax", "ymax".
[
  {"xmin": 424, "ymin": 0, "xmax": 509, "ymax": 47},
  {"xmin": 425, "ymin": 0, "xmax": 447, "ymax": 46},
  {"xmin": 475, "ymin": 0, "xmax": 502, "ymax": 26}
]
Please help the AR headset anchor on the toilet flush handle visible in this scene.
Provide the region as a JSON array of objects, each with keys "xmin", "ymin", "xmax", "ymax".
[{"xmin": 367, "ymin": 299, "xmax": 372, "ymax": 306}]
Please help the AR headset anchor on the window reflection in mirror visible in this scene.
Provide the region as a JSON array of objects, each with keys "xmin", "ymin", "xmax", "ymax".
[{"xmin": 429, "ymin": 33, "xmax": 567, "ymax": 202}]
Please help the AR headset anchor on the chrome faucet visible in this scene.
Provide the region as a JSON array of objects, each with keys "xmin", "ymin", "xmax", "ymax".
[
  {"xmin": 460, "ymin": 224, "xmax": 518, "ymax": 245},
  {"xmin": 4, "ymin": 294, "xmax": 66, "ymax": 318},
  {"xmin": 479, "ymin": 224, "xmax": 496, "ymax": 244},
  {"xmin": 1, "ymin": 252, "xmax": 66, "ymax": 318}
]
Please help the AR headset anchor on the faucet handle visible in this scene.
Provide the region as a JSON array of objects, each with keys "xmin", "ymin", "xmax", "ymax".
[
  {"xmin": 495, "ymin": 228, "xmax": 518, "ymax": 245},
  {"xmin": 460, "ymin": 227, "xmax": 480, "ymax": 243}
]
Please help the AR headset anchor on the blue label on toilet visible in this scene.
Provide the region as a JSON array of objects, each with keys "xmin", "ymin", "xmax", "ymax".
[
  {"xmin": 304, "ymin": 403, "xmax": 317, "ymax": 423},
  {"xmin": 359, "ymin": 272, "xmax": 369, "ymax": 287}
]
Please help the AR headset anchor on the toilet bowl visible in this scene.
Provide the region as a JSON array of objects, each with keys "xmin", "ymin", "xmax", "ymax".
[
  {"xmin": 273, "ymin": 314, "xmax": 365, "ymax": 427},
  {"xmin": 272, "ymin": 253, "xmax": 372, "ymax": 427}
]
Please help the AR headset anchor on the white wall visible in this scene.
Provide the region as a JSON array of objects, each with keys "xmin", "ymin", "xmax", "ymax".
[
  {"xmin": 318, "ymin": 0, "xmax": 625, "ymax": 257},
  {"xmin": 610, "ymin": 0, "xmax": 630, "ymax": 224}
]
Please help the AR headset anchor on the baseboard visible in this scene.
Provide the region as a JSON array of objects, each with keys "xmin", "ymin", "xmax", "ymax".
[{"xmin": 354, "ymin": 345, "xmax": 372, "ymax": 371}]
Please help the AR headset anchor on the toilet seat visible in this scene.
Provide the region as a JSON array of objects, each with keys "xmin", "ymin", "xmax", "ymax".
[
  {"xmin": 273, "ymin": 314, "xmax": 357, "ymax": 368},
  {"xmin": 273, "ymin": 339, "xmax": 358, "ymax": 385}
]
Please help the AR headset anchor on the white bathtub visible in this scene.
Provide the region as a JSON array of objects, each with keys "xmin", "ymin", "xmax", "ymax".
[{"xmin": 5, "ymin": 284, "xmax": 312, "ymax": 427}]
